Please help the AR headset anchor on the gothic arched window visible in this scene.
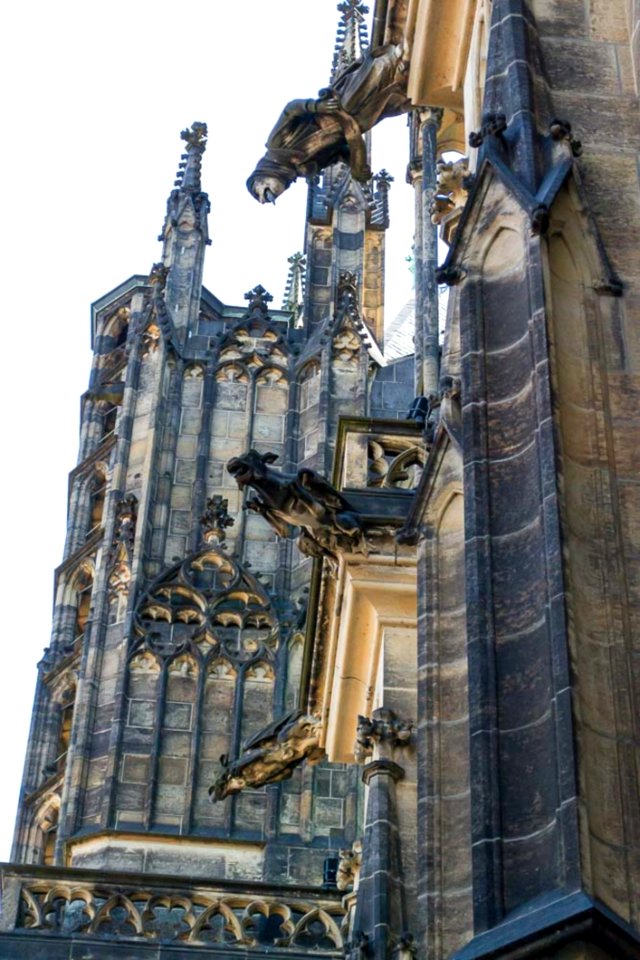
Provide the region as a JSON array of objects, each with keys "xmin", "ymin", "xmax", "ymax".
[
  {"xmin": 56, "ymin": 686, "xmax": 75, "ymax": 773},
  {"xmin": 87, "ymin": 469, "xmax": 107, "ymax": 536},
  {"xmin": 102, "ymin": 404, "xmax": 118, "ymax": 440},
  {"xmin": 102, "ymin": 305, "xmax": 130, "ymax": 350},
  {"xmin": 72, "ymin": 565, "xmax": 94, "ymax": 644},
  {"xmin": 35, "ymin": 796, "xmax": 60, "ymax": 866}
]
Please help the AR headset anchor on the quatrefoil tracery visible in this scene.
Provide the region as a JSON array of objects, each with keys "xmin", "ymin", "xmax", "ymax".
[{"xmin": 133, "ymin": 547, "xmax": 279, "ymax": 665}]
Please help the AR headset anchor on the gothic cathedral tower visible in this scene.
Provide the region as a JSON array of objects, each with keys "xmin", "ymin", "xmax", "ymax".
[{"xmin": 0, "ymin": 5, "xmax": 416, "ymax": 956}]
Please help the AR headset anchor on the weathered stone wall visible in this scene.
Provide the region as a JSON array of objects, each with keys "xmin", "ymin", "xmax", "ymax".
[
  {"xmin": 370, "ymin": 356, "xmax": 415, "ymax": 420},
  {"xmin": 417, "ymin": 442, "xmax": 471, "ymax": 959},
  {"xmin": 545, "ymin": 184, "xmax": 640, "ymax": 924},
  {"xmin": 529, "ymin": 0, "xmax": 640, "ymax": 928}
]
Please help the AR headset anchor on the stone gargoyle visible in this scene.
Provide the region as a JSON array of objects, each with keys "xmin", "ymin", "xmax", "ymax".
[
  {"xmin": 247, "ymin": 41, "xmax": 411, "ymax": 203},
  {"xmin": 210, "ymin": 709, "xmax": 324, "ymax": 800},
  {"xmin": 227, "ymin": 449, "xmax": 369, "ymax": 559}
]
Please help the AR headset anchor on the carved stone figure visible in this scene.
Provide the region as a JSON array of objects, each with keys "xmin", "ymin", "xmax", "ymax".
[
  {"xmin": 210, "ymin": 709, "xmax": 324, "ymax": 800},
  {"xmin": 227, "ymin": 449, "xmax": 369, "ymax": 559},
  {"xmin": 337, "ymin": 840, "xmax": 363, "ymax": 891},
  {"xmin": 247, "ymin": 42, "xmax": 411, "ymax": 203}
]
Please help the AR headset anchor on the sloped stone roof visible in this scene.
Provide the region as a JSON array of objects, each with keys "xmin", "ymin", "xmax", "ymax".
[
  {"xmin": 383, "ymin": 292, "xmax": 448, "ymax": 363},
  {"xmin": 384, "ymin": 298, "xmax": 415, "ymax": 362}
]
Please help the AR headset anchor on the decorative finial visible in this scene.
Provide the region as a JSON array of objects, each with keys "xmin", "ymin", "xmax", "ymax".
[
  {"xmin": 181, "ymin": 121, "xmax": 207, "ymax": 150},
  {"xmin": 282, "ymin": 253, "xmax": 306, "ymax": 326},
  {"xmin": 244, "ymin": 284, "xmax": 273, "ymax": 317},
  {"xmin": 201, "ymin": 495, "xmax": 235, "ymax": 545},
  {"xmin": 331, "ymin": 1, "xmax": 369, "ymax": 83},
  {"xmin": 173, "ymin": 121, "xmax": 208, "ymax": 193},
  {"xmin": 375, "ymin": 169, "xmax": 394, "ymax": 188},
  {"xmin": 371, "ymin": 168, "xmax": 394, "ymax": 228}
]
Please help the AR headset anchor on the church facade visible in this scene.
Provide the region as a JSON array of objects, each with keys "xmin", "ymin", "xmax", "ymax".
[{"xmin": 1, "ymin": 0, "xmax": 639, "ymax": 958}]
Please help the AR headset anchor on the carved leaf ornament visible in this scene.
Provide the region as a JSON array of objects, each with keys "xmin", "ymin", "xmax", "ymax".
[{"xmin": 132, "ymin": 546, "xmax": 279, "ymax": 665}]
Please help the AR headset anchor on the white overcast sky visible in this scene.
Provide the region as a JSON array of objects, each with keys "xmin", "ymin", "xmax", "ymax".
[{"xmin": 0, "ymin": 0, "xmax": 415, "ymax": 858}]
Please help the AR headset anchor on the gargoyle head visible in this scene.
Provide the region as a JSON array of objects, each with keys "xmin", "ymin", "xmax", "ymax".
[
  {"xmin": 248, "ymin": 175, "xmax": 289, "ymax": 205},
  {"xmin": 247, "ymin": 157, "xmax": 297, "ymax": 204},
  {"xmin": 209, "ymin": 754, "xmax": 245, "ymax": 802},
  {"xmin": 227, "ymin": 449, "xmax": 279, "ymax": 488}
]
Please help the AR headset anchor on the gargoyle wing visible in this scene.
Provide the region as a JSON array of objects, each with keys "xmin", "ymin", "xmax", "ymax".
[
  {"xmin": 297, "ymin": 468, "xmax": 353, "ymax": 512},
  {"xmin": 241, "ymin": 708, "xmax": 303, "ymax": 752}
]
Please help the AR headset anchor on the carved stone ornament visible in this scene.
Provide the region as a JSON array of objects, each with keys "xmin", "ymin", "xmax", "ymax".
[
  {"xmin": 430, "ymin": 156, "xmax": 470, "ymax": 244},
  {"xmin": 210, "ymin": 709, "xmax": 325, "ymax": 800},
  {"xmin": 345, "ymin": 930, "xmax": 370, "ymax": 960},
  {"xmin": 148, "ymin": 261, "xmax": 169, "ymax": 291},
  {"xmin": 247, "ymin": 41, "xmax": 411, "ymax": 203},
  {"xmin": 549, "ymin": 117, "xmax": 582, "ymax": 157},
  {"xmin": 336, "ymin": 840, "xmax": 363, "ymax": 892},
  {"xmin": 16, "ymin": 873, "xmax": 344, "ymax": 950},
  {"xmin": 354, "ymin": 708, "xmax": 413, "ymax": 763},
  {"xmin": 439, "ymin": 374, "xmax": 462, "ymax": 447},
  {"xmin": 107, "ymin": 494, "xmax": 138, "ymax": 567},
  {"xmin": 468, "ymin": 111, "xmax": 507, "ymax": 148},
  {"xmin": 227, "ymin": 449, "xmax": 370, "ymax": 559},
  {"xmin": 200, "ymin": 494, "xmax": 234, "ymax": 545},
  {"xmin": 145, "ymin": 261, "xmax": 180, "ymax": 353},
  {"xmin": 141, "ymin": 322, "xmax": 162, "ymax": 356},
  {"xmin": 367, "ymin": 438, "xmax": 424, "ymax": 489},
  {"xmin": 181, "ymin": 120, "xmax": 207, "ymax": 150},
  {"xmin": 391, "ymin": 932, "xmax": 418, "ymax": 960}
]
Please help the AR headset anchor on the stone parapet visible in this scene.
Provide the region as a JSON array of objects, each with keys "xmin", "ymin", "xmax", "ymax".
[{"xmin": 0, "ymin": 863, "xmax": 345, "ymax": 956}]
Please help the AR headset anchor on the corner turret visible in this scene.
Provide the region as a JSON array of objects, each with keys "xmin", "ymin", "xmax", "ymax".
[{"xmin": 157, "ymin": 122, "xmax": 210, "ymax": 339}]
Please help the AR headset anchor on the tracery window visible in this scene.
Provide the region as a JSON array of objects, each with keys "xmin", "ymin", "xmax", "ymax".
[
  {"xmin": 298, "ymin": 360, "xmax": 321, "ymax": 462},
  {"xmin": 116, "ymin": 546, "xmax": 281, "ymax": 834}
]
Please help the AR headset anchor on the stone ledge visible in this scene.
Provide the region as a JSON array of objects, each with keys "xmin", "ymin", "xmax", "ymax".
[{"xmin": 452, "ymin": 890, "xmax": 640, "ymax": 959}]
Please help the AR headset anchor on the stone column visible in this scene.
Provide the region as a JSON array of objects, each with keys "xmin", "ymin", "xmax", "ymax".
[
  {"xmin": 419, "ymin": 108, "xmax": 443, "ymax": 398},
  {"xmin": 408, "ymin": 108, "xmax": 442, "ymax": 400},
  {"xmin": 350, "ymin": 760, "xmax": 405, "ymax": 960},
  {"xmin": 407, "ymin": 112, "xmax": 424, "ymax": 398},
  {"xmin": 349, "ymin": 709, "xmax": 414, "ymax": 960}
]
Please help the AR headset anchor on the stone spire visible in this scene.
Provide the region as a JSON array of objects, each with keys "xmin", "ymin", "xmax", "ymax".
[
  {"xmin": 330, "ymin": 1, "xmax": 369, "ymax": 83},
  {"xmin": 281, "ymin": 252, "xmax": 306, "ymax": 326},
  {"xmin": 157, "ymin": 122, "xmax": 210, "ymax": 339}
]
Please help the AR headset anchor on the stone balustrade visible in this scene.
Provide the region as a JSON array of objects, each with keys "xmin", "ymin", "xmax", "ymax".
[{"xmin": 0, "ymin": 864, "xmax": 345, "ymax": 956}]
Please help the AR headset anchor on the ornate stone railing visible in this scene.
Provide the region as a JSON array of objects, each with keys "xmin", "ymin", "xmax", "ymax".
[
  {"xmin": 0, "ymin": 865, "xmax": 345, "ymax": 953},
  {"xmin": 336, "ymin": 417, "xmax": 425, "ymax": 492}
]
